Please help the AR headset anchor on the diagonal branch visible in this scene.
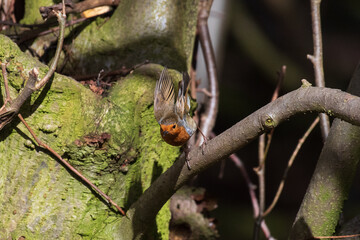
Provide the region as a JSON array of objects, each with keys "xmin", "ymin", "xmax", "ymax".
[
  {"xmin": 263, "ymin": 117, "xmax": 319, "ymax": 217},
  {"xmin": 123, "ymin": 82, "xmax": 360, "ymax": 238},
  {"xmin": 17, "ymin": 114, "xmax": 125, "ymax": 215}
]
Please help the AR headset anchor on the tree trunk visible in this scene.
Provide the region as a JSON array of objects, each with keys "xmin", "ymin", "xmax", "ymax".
[
  {"xmin": 290, "ymin": 63, "xmax": 360, "ymax": 239},
  {"xmin": 0, "ymin": 0, "xmax": 198, "ymax": 239}
]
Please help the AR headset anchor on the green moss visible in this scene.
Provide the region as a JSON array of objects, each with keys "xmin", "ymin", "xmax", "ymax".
[
  {"xmin": 156, "ymin": 201, "xmax": 171, "ymax": 239},
  {"xmin": 60, "ymin": 0, "xmax": 199, "ymax": 75},
  {"xmin": 318, "ymin": 185, "xmax": 331, "ymax": 202},
  {"xmin": 116, "ymin": 69, "xmax": 180, "ymax": 237},
  {"xmin": 0, "ymin": 1, "xmax": 198, "ymax": 238},
  {"xmin": 20, "ymin": 0, "xmax": 55, "ymax": 25}
]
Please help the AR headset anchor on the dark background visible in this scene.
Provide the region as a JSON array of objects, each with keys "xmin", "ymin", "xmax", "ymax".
[{"xmin": 196, "ymin": 0, "xmax": 360, "ymax": 239}]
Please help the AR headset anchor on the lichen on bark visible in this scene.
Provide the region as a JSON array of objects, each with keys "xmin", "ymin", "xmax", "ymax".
[
  {"xmin": 0, "ymin": 0, "xmax": 199, "ymax": 238},
  {"xmin": 0, "ymin": 35, "xmax": 182, "ymax": 239}
]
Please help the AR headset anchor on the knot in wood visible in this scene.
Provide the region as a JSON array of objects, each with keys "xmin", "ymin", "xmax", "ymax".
[{"xmin": 261, "ymin": 114, "xmax": 276, "ymax": 131}]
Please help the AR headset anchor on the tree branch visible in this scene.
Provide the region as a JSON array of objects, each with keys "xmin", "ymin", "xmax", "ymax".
[
  {"xmin": 123, "ymin": 83, "xmax": 360, "ymax": 238},
  {"xmin": 290, "ymin": 63, "xmax": 360, "ymax": 239},
  {"xmin": 197, "ymin": 0, "xmax": 219, "ymax": 145},
  {"xmin": 39, "ymin": 0, "xmax": 120, "ymax": 19},
  {"xmin": 0, "ymin": 7, "xmax": 66, "ymax": 130},
  {"xmin": 308, "ymin": 0, "xmax": 330, "ymax": 140},
  {"xmin": 264, "ymin": 117, "xmax": 319, "ymax": 217}
]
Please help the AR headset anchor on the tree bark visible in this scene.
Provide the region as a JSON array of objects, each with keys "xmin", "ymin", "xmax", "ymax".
[
  {"xmin": 290, "ymin": 63, "xmax": 360, "ymax": 239},
  {"xmin": 0, "ymin": 0, "xmax": 199, "ymax": 239}
]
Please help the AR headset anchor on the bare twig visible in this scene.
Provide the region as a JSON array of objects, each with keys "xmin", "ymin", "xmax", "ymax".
[
  {"xmin": 0, "ymin": 4, "xmax": 66, "ymax": 130},
  {"xmin": 197, "ymin": 0, "xmax": 219, "ymax": 145},
  {"xmin": 196, "ymin": 87, "xmax": 213, "ymax": 97},
  {"xmin": 254, "ymin": 133, "xmax": 266, "ymax": 240},
  {"xmin": 308, "ymin": 0, "xmax": 330, "ymax": 140},
  {"xmin": 39, "ymin": 0, "xmax": 120, "ymax": 19},
  {"xmin": 271, "ymin": 65, "xmax": 286, "ymax": 102},
  {"xmin": 1, "ymin": 52, "xmax": 125, "ymax": 216},
  {"xmin": 0, "ymin": 62, "xmax": 11, "ymax": 111},
  {"xmin": 190, "ymin": 67, "xmax": 198, "ymax": 100},
  {"xmin": 35, "ymin": 10, "xmax": 66, "ymax": 89},
  {"xmin": 314, "ymin": 233, "xmax": 360, "ymax": 239},
  {"xmin": 17, "ymin": 17, "xmax": 88, "ymax": 44},
  {"xmin": 72, "ymin": 60, "xmax": 150, "ymax": 81},
  {"xmin": 210, "ymin": 131, "xmax": 274, "ymax": 239},
  {"xmin": 254, "ymin": 65, "xmax": 286, "ymax": 240},
  {"xmin": 0, "ymin": 68, "xmax": 38, "ymax": 129},
  {"xmin": 229, "ymin": 154, "xmax": 274, "ymax": 239},
  {"xmin": 0, "ymin": 20, "xmax": 45, "ymax": 29},
  {"xmin": 17, "ymin": 114, "xmax": 125, "ymax": 215},
  {"xmin": 263, "ymin": 117, "xmax": 319, "ymax": 216}
]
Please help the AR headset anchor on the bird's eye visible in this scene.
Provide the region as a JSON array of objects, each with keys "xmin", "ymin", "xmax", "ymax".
[{"xmin": 172, "ymin": 124, "xmax": 176, "ymax": 129}]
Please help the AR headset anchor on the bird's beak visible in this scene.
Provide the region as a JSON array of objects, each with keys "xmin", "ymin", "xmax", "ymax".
[{"xmin": 163, "ymin": 130, "xmax": 169, "ymax": 135}]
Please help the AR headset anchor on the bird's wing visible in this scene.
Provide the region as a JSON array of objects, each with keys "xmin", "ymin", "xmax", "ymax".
[
  {"xmin": 176, "ymin": 71, "xmax": 191, "ymax": 117},
  {"xmin": 154, "ymin": 67, "xmax": 175, "ymax": 123}
]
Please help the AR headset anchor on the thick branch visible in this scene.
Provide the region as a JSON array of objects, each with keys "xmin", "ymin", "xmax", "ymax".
[
  {"xmin": 124, "ymin": 84, "xmax": 360, "ymax": 238},
  {"xmin": 290, "ymin": 63, "xmax": 360, "ymax": 239}
]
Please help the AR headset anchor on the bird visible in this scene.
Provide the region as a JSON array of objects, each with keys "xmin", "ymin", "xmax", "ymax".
[{"xmin": 154, "ymin": 67, "xmax": 197, "ymax": 146}]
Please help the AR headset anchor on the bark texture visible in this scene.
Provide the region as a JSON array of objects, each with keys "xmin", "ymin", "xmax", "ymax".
[
  {"xmin": 290, "ymin": 63, "xmax": 360, "ymax": 239},
  {"xmin": 59, "ymin": 0, "xmax": 198, "ymax": 75},
  {"xmin": 0, "ymin": 0, "xmax": 198, "ymax": 238}
]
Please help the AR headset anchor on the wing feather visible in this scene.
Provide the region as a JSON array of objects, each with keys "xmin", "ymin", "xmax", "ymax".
[
  {"xmin": 176, "ymin": 72, "xmax": 191, "ymax": 117},
  {"xmin": 154, "ymin": 68, "xmax": 175, "ymax": 123}
]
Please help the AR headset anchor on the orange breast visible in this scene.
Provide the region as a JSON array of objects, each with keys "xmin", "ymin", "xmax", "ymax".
[{"xmin": 160, "ymin": 124, "xmax": 191, "ymax": 146}]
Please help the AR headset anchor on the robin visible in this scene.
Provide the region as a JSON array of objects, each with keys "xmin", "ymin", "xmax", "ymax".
[{"xmin": 154, "ymin": 67, "xmax": 197, "ymax": 146}]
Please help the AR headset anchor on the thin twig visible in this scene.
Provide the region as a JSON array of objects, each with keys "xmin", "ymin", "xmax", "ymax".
[
  {"xmin": 254, "ymin": 133, "xmax": 266, "ymax": 240},
  {"xmin": 229, "ymin": 153, "xmax": 274, "ymax": 240},
  {"xmin": 72, "ymin": 60, "xmax": 149, "ymax": 81},
  {"xmin": 254, "ymin": 65, "xmax": 286, "ymax": 240},
  {"xmin": 210, "ymin": 132, "xmax": 274, "ymax": 239},
  {"xmin": 188, "ymin": 67, "xmax": 199, "ymax": 147},
  {"xmin": 35, "ymin": 10, "xmax": 66, "ymax": 89},
  {"xmin": 0, "ymin": 62, "xmax": 11, "ymax": 112},
  {"xmin": 262, "ymin": 65, "xmax": 287, "ymax": 159},
  {"xmin": 314, "ymin": 233, "xmax": 360, "ymax": 239},
  {"xmin": 271, "ymin": 65, "xmax": 286, "ymax": 102},
  {"xmin": 1, "ymin": 50, "xmax": 125, "ymax": 216},
  {"xmin": 197, "ymin": 0, "xmax": 219, "ymax": 146},
  {"xmin": 0, "ymin": 2, "xmax": 67, "ymax": 131},
  {"xmin": 308, "ymin": 0, "xmax": 330, "ymax": 141},
  {"xmin": 39, "ymin": 0, "xmax": 120, "ymax": 19},
  {"xmin": 17, "ymin": 17, "xmax": 88, "ymax": 44},
  {"xmin": 0, "ymin": 20, "xmax": 45, "ymax": 28},
  {"xmin": 263, "ymin": 117, "xmax": 319, "ymax": 216},
  {"xmin": 17, "ymin": 114, "xmax": 125, "ymax": 215},
  {"xmin": 196, "ymin": 87, "xmax": 213, "ymax": 97}
]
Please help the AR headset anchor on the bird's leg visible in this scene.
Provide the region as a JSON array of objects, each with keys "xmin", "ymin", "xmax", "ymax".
[
  {"xmin": 183, "ymin": 144, "xmax": 192, "ymax": 170},
  {"xmin": 197, "ymin": 126, "xmax": 208, "ymax": 155}
]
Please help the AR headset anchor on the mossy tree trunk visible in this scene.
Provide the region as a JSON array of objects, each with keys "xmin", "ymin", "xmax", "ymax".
[{"xmin": 0, "ymin": 0, "xmax": 198, "ymax": 239}]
